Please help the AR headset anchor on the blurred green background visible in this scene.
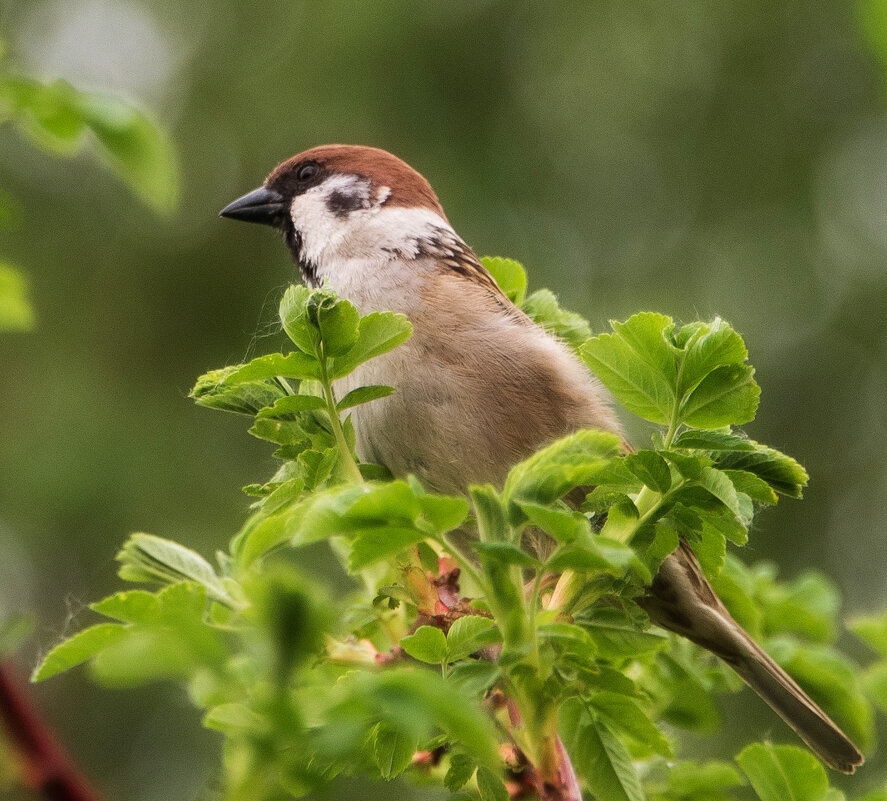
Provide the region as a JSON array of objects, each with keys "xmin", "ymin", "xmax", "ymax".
[{"xmin": 2, "ymin": 1, "xmax": 887, "ymax": 799}]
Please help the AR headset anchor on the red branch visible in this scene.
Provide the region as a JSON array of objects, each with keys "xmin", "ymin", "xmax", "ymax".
[{"xmin": 0, "ymin": 660, "xmax": 103, "ymax": 801}]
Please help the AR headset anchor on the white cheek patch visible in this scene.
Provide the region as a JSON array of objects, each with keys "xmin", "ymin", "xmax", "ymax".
[{"xmin": 289, "ymin": 177, "xmax": 456, "ymax": 279}]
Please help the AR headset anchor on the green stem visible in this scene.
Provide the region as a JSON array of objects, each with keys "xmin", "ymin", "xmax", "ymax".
[{"xmin": 318, "ymin": 354, "xmax": 363, "ymax": 484}]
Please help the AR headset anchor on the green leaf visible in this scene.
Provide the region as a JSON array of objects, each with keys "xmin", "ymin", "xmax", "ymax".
[
  {"xmin": 696, "ymin": 467, "xmax": 743, "ymax": 520},
  {"xmin": 223, "ymin": 352, "xmax": 321, "ymax": 382},
  {"xmin": 116, "ymin": 533, "xmax": 236, "ymax": 607},
  {"xmin": 560, "ymin": 699, "xmax": 646, "ymax": 801},
  {"xmin": 680, "ymin": 364, "xmax": 760, "ymax": 428},
  {"xmin": 473, "ymin": 541, "xmax": 540, "ymax": 568},
  {"xmin": 0, "ymin": 262, "xmax": 35, "ymax": 331},
  {"xmin": 256, "ymin": 394, "xmax": 326, "ymax": 417},
  {"xmin": 850, "ymin": 612, "xmax": 887, "ymax": 659},
  {"xmin": 189, "ymin": 367, "xmax": 288, "ymax": 415},
  {"xmin": 539, "ymin": 622, "xmax": 598, "ymax": 662},
  {"xmin": 447, "ymin": 661, "xmax": 501, "ymax": 695},
  {"xmin": 444, "ymin": 753, "xmax": 477, "ymax": 791},
  {"xmin": 673, "ymin": 430, "xmax": 754, "ymax": 451},
  {"xmin": 278, "ymin": 284, "xmax": 317, "ymax": 353},
  {"xmin": 77, "ymin": 91, "xmax": 179, "ymax": 214},
  {"xmin": 503, "ymin": 429, "xmax": 622, "ymax": 504},
  {"xmin": 723, "ymin": 470, "xmax": 779, "ymax": 505},
  {"xmin": 659, "ymin": 760, "xmax": 744, "ymax": 800},
  {"xmin": 522, "ymin": 289, "xmax": 592, "ymax": 349},
  {"xmin": 481, "ymin": 256, "xmax": 527, "ymax": 304},
  {"xmin": 446, "ymin": 616, "xmax": 500, "ymax": 661},
  {"xmin": 348, "ymin": 526, "xmax": 426, "ymax": 570},
  {"xmin": 401, "ymin": 625, "xmax": 448, "ymax": 664},
  {"xmin": 624, "ymin": 451, "xmax": 671, "ymax": 493},
  {"xmin": 90, "ymin": 590, "xmax": 160, "ymax": 624},
  {"xmin": 736, "ymin": 743, "xmax": 829, "ymax": 801},
  {"xmin": 328, "ymin": 311, "xmax": 412, "ymax": 378},
  {"xmin": 312, "ymin": 294, "xmax": 360, "ymax": 356},
  {"xmin": 589, "ymin": 692, "xmax": 671, "ymax": 757},
  {"xmin": 31, "ymin": 623, "xmax": 127, "ymax": 681},
  {"xmin": 716, "ymin": 445, "xmax": 808, "ymax": 498},
  {"xmin": 346, "ymin": 480, "xmax": 421, "ymax": 523},
  {"xmin": 679, "ymin": 319, "xmax": 748, "ymax": 396},
  {"xmin": 517, "ymin": 501, "xmax": 588, "ymax": 542},
  {"xmin": 372, "ymin": 722, "xmax": 418, "ymax": 780},
  {"xmin": 417, "ymin": 494, "xmax": 469, "ymax": 533},
  {"xmin": 581, "ymin": 312, "xmax": 676, "ymax": 423},
  {"xmin": 336, "ymin": 384, "xmax": 394, "ymax": 410},
  {"xmin": 476, "ymin": 767, "xmax": 509, "ymax": 801},
  {"xmin": 577, "ymin": 607, "xmax": 668, "ymax": 660}
]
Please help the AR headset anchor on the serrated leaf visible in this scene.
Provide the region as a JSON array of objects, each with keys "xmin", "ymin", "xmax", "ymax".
[
  {"xmin": 482, "ymin": 256, "xmax": 527, "ymax": 305},
  {"xmin": 116, "ymin": 533, "xmax": 235, "ymax": 606},
  {"xmin": 473, "ymin": 541, "xmax": 540, "ymax": 568},
  {"xmin": 189, "ymin": 367, "xmax": 288, "ymax": 415},
  {"xmin": 336, "ymin": 384, "xmax": 394, "ymax": 410},
  {"xmin": 445, "ymin": 753, "xmax": 477, "ymax": 791},
  {"xmin": 624, "ymin": 451, "xmax": 671, "ymax": 493},
  {"xmin": 446, "ymin": 616, "xmax": 500, "ymax": 661},
  {"xmin": 696, "ymin": 467, "xmax": 743, "ymax": 519},
  {"xmin": 32, "ymin": 623, "xmax": 127, "ymax": 681},
  {"xmin": 679, "ymin": 319, "xmax": 749, "ymax": 396},
  {"xmin": 560, "ymin": 699, "xmax": 646, "ymax": 801},
  {"xmin": 577, "ymin": 607, "xmax": 668, "ymax": 660},
  {"xmin": 90, "ymin": 590, "xmax": 159, "ymax": 624},
  {"xmin": 278, "ymin": 284, "xmax": 316, "ymax": 353},
  {"xmin": 522, "ymin": 289, "xmax": 592, "ymax": 348},
  {"xmin": 680, "ymin": 364, "xmax": 760, "ymax": 428},
  {"xmin": 256, "ymin": 394, "xmax": 326, "ymax": 417},
  {"xmin": 722, "ymin": 469, "xmax": 779, "ymax": 504},
  {"xmin": 517, "ymin": 501, "xmax": 588, "ymax": 542},
  {"xmin": 328, "ymin": 311, "xmax": 412, "ymax": 378},
  {"xmin": 736, "ymin": 743, "xmax": 828, "ymax": 801},
  {"xmin": 372, "ymin": 722, "xmax": 418, "ymax": 780},
  {"xmin": 446, "ymin": 661, "xmax": 501, "ymax": 695},
  {"xmin": 476, "ymin": 767, "xmax": 509, "ymax": 801},
  {"xmin": 401, "ymin": 625, "xmax": 448, "ymax": 664},
  {"xmin": 313, "ymin": 295, "xmax": 360, "ymax": 356},
  {"xmin": 504, "ymin": 429, "xmax": 623, "ymax": 505},
  {"xmin": 590, "ymin": 692, "xmax": 671, "ymax": 757},
  {"xmin": 223, "ymin": 352, "xmax": 321, "ymax": 383},
  {"xmin": 673, "ymin": 430, "xmax": 754, "ymax": 451},
  {"xmin": 716, "ymin": 445, "xmax": 808, "ymax": 498},
  {"xmin": 581, "ymin": 312, "xmax": 676, "ymax": 423},
  {"xmin": 417, "ymin": 494, "xmax": 469, "ymax": 533},
  {"xmin": 348, "ymin": 526, "xmax": 426, "ymax": 570}
]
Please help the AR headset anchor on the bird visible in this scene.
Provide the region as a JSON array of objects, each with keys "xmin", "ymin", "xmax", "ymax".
[{"xmin": 219, "ymin": 144, "xmax": 863, "ymax": 773}]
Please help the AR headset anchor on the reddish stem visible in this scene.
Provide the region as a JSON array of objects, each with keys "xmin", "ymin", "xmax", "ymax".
[{"xmin": 0, "ymin": 660, "xmax": 103, "ymax": 801}]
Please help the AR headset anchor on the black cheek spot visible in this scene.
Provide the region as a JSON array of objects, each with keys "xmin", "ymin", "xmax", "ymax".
[{"xmin": 326, "ymin": 188, "xmax": 366, "ymax": 217}]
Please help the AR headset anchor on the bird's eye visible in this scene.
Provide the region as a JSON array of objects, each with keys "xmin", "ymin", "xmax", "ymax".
[{"xmin": 297, "ymin": 163, "xmax": 319, "ymax": 182}]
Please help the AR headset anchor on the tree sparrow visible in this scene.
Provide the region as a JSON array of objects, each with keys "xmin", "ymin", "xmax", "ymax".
[{"xmin": 220, "ymin": 145, "xmax": 863, "ymax": 773}]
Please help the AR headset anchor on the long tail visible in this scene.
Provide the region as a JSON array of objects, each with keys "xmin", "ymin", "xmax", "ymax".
[{"xmin": 640, "ymin": 541, "xmax": 864, "ymax": 774}]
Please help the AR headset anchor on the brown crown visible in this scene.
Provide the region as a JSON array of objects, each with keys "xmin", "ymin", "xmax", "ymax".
[{"xmin": 265, "ymin": 145, "xmax": 447, "ymax": 220}]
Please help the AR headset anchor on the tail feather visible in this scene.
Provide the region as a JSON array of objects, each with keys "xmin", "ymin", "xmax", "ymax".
[{"xmin": 640, "ymin": 541, "xmax": 864, "ymax": 774}]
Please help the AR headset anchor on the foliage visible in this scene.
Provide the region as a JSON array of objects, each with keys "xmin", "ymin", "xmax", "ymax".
[
  {"xmin": 33, "ymin": 260, "xmax": 887, "ymax": 800},
  {"xmin": 0, "ymin": 37, "xmax": 179, "ymax": 333}
]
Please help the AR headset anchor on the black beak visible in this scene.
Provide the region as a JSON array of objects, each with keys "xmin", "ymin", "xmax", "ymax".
[{"xmin": 219, "ymin": 186, "xmax": 286, "ymax": 226}]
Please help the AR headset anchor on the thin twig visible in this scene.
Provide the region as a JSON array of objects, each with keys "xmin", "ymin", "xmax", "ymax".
[{"xmin": 0, "ymin": 660, "xmax": 103, "ymax": 801}]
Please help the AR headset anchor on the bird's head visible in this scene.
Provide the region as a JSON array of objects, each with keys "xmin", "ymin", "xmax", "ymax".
[{"xmin": 220, "ymin": 145, "xmax": 450, "ymax": 286}]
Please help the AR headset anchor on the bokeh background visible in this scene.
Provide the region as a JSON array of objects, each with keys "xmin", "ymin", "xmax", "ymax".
[{"xmin": 2, "ymin": 1, "xmax": 887, "ymax": 799}]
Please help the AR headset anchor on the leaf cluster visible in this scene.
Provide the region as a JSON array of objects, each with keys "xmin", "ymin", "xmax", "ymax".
[{"xmin": 32, "ymin": 260, "xmax": 887, "ymax": 801}]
